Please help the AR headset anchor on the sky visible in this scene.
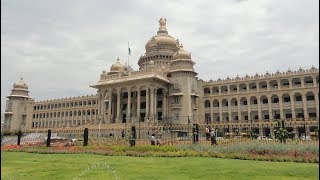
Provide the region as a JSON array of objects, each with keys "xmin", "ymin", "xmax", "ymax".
[{"xmin": 1, "ymin": 0, "xmax": 319, "ymax": 113}]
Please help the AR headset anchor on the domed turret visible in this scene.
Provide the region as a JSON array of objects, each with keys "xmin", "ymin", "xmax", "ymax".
[
  {"xmin": 7, "ymin": 76, "xmax": 31, "ymax": 99},
  {"xmin": 109, "ymin": 57, "xmax": 127, "ymax": 74},
  {"xmin": 173, "ymin": 44, "xmax": 191, "ymax": 60}
]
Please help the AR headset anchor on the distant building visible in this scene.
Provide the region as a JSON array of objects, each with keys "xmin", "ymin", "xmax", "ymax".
[{"xmin": 3, "ymin": 18, "xmax": 319, "ymax": 138}]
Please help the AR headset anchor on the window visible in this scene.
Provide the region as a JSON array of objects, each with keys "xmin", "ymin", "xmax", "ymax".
[
  {"xmin": 175, "ymin": 113, "xmax": 179, "ymax": 120},
  {"xmin": 174, "ymin": 97, "xmax": 180, "ymax": 104},
  {"xmin": 243, "ymin": 101, "xmax": 247, "ymax": 105},
  {"xmin": 253, "ymin": 99, "xmax": 257, "ymax": 104},
  {"xmin": 264, "ymin": 115, "xmax": 269, "ymax": 119},
  {"xmin": 244, "ymin": 116, "xmax": 248, "ymax": 120}
]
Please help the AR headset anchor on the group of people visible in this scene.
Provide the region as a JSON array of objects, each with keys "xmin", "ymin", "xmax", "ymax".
[
  {"xmin": 150, "ymin": 134, "xmax": 161, "ymax": 145},
  {"xmin": 205, "ymin": 127, "xmax": 217, "ymax": 145}
]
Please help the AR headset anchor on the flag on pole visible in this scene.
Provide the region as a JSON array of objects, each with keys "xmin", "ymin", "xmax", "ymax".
[{"xmin": 128, "ymin": 47, "xmax": 131, "ymax": 55}]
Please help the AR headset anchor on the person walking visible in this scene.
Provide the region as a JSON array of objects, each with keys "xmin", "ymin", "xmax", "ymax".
[
  {"xmin": 205, "ymin": 127, "xmax": 210, "ymax": 140},
  {"xmin": 150, "ymin": 134, "xmax": 156, "ymax": 145},
  {"xmin": 210, "ymin": 128, "xmax": 217, "ymax": 145}
]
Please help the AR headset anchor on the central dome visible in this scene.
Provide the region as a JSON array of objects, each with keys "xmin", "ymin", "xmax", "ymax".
[{"xmin": 145, "ymin": 18, "xmax": 179, "ymax": 53}]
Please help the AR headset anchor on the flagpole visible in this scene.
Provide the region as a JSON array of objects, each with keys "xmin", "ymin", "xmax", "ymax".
[{"xmin": 128, "ymin": 42, "xmax": 129, "ymax": 66}]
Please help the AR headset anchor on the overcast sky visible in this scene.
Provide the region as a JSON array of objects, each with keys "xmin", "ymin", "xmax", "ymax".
[{"xmin": 1, "ymin": 0, "xmax": 319, "ymax": 113}]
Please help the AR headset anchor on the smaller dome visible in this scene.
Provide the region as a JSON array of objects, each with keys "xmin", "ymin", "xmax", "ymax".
[
  {"xmin": 110, "ymin": 57, "xmax": 127, "ymax": 72},
  {"xmin": 13, "ymin": 77, "xmax": 28, "ymax": 89},
  {"xmin": 149, "ymin": 60, "xmax": 155, "ymax": 65},
  {"xmin": 173, "ymin": 44, "xmax": 191, "ymax": 60}
]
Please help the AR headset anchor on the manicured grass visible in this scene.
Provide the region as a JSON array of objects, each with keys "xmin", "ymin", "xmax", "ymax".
[{"xmin": 1, "ymin": 152, "xmax": 319, "ymax": 180}]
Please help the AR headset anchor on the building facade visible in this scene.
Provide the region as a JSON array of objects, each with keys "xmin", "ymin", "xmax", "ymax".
[{"xmin": 3, "ymin": 18, "xmax": 319, "ymax": 138}]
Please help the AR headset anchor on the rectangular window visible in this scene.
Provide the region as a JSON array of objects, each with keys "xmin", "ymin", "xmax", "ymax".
[
  {"xmin": 244, "ymin": 116, "xmax": 248, "ymax": 120},
  {"xmin": 243, "ymin": 101, "xmax": 247, "ymax": 105},
  {"xmin": 264, "ymin": 115, "xmax": 269, "ymax": 119}
]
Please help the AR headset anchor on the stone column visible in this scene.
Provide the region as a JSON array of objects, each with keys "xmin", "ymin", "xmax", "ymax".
[
  {"xmin": 210, "ymin": 100, "xmax": 214, "ymax": 122},
  {"xmin": 228, "ymin": 98, "xmax": 232, "ymax": 121},
  {"xmin": 137, "ymin": 89, "xmax": 141, "ymax": 121},
  {"xmin": 257, "ymin": 95, "xmax": 262, "ymax": 120},
  {"xmin": 259, "ymin": 126, "xmax": 263, "ymax": 137},
  {"xmin": 237, "ymin": 97, "xmax": 241, "ymax": 120},
  {"xmin": 247, "ymin": 97, "xmax": 251, "ymax": 121},
  {"xmin": 246, "ymin": 83, "xmax": 249, "ymax": 92},
  {"xmin": 313, "ymin": 76, "xmax": 317, "ymax": 87},
  {"xmin": 162, "ymin": 89, "xmax": 167, "ymax": 120},
  {"xmin": 290, "ymin": 93, "xmax": 296, "ymax": 119},
  {"xmin": 267, "ymin": 80, "xmax": 270, "ymax": 91},
  {"xmin": 127, "ymin": 89, "xmax": 131, "ymax": 122},
  {"xmin": 108, "ymin": 92, "xmax": 112, "ymax": 123},
  {"xmin": 146, "ymin": 89, "xmax": 149, "ymax": 121},
  {"xmin": 150, "ymin": 88, "xmax": 154, "ymax": 119},
  {"xmin": 237, "ymin": 84, "xmax": 239, "ymax": 94},
  {"xmin": 154, "ymin": 88, "xmax": 157, "ymax": 119},
  {"xmin": 116, "ymin": 89, "xmax": 121, "ymax": 123},
  {"xmin": 227, "ymin": 85, "xmax": 230, "ymax": 94},
  {"xmin": 301, "ymin": 77, "xmax": 305, "ymax": 88},
  {"xmin": 270, "ymin": 126, "xmax": 275, "ymax": 138},
  {"xmin": 267, "ymin": 95, "xmax": 273, "ymax": 120},
  {"xmin": 315, "ymin": 93, "xmax": 319, "ymax": 118},
  {"xmin": 288, "ymin": 78, "xmax": 292, "ymax": 89},
  {"xmin": 294, "ymin": 126, "xmax": 299, "ymax": 139},
  {"xmin": 219, "ymin": 99, "xmax": 223, "ymax": 122},
  {"xmin": 279, "ymin": 94, "xmax": 284, "ymax": 119},
  {"xmin": 302, "ymin": 93, "xmax": 309, "ymax": 119},
  {"xmin": 277, "ymin": 80, "xmax": 281, "ymax": 90},
  {"xmin": 256, "ymin": 82, "xmax": 260, "ymax": 92}
]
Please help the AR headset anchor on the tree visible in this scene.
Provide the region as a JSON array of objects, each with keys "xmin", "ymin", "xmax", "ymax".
[{"xmin": 274, "ymin": 120, "xmax": 289, "ymax": 144}]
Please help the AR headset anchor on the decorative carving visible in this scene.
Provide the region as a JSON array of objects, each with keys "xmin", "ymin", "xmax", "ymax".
[{"xmin": 159, "ymin": 17, "xmax": 167, "ymax": 30}]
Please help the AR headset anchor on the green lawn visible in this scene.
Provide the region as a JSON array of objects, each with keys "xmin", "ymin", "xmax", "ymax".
[{"xmin": 1, "ymin": 152, "xmax": 319, "ymax": 180}]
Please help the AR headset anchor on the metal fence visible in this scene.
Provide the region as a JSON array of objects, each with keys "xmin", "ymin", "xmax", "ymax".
[{"xmin": 1, "ymin": 124, "xmax": 319, "ymax": 147}]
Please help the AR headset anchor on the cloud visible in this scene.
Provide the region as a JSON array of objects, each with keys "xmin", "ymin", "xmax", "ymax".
[{"xmin": 1, "ymin": 0, "xmax": 318, "ymax": 112}]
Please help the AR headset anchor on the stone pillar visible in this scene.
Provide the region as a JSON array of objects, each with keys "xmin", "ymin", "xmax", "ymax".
[
  {"xmin": 237, "ymin": 98, "xmax": 241, "ymax": 121},
  {"xmin": 116, "ymin": 89, "xmax": 121, "ymax": 123},
  {"xmin": 162, "ymin": 89, "xmax": 167, "ymax": 120},
  {"xmin": 247, "ymin": 97, "xmax": 251, "ymax": 121},
  {"xmin": 154, "ymin": 88, "xmax": 157, "ymax": 119},
  {"xmin": 270, "ymin": 126, "xmax": 275, "ymax": 138},
  {"xmin": 315, "ymin": 93, "xmax": 319, "ymax": 118},
  {"xmin": 302, "ymin": 94, "xmax": 309, "ymax": 119},
  {"xmin": 288, "ymin": 78, "xmax": 292, "ymax": 89},
  {"xmin": 150, "ymin": 88, "xmax": 154, "ymax": 119},
  {"xmin": 267, "ymin": 95, "xmax": 273, "ymax": 120},
  {"xmin": 257, "ymin": 95, "xmax": 262, "ymax": 120},
  {"xmin": 146, "ymin": 89, "xmax": 149, "ymax": 121},
  {"xmin": 228, "ymin": 98, "xmax": 232, "ymax": 121},
  {"xmin": 137, "ymin": 90, "xmax": 141, "ymax": 121},
  {"xmin": 277, "ymin": 80, "xmax": 281, "ymax": 90},
  {"xmin": 256, "ymin": 82, "xmax": 260, "ymax": 92},
  {"xmin": 294, "ymin": 126, "xmax": 298, "ymax": 139},
  {"xmin": 210, "ymin": 101, "xmax": 214, "ymax": 123},
  {"xmin": 301, "ymin": 77, "xmax": 305, "ymax": 88},
  {"xmin": 290, "ymin": 93, "xmax": 296, "ymax": 119},
  {"xmin": 279, "ymin": 95, "xmax": 284, "ymax": 119},
  {"xmin": 227, "ymin": 85, "xmax": 230, "ymax": 94},
  {"xmin": 237, "ymin": 84, "xmax": 239, "ymax": 94},
  {"xmin": 259, "ymin": 126, "xmax": 263, "ymax": 137},
  {"xmin": 246, "ymin": 83, "xmax": 249, "ymax": 92},
  {"xmin": 313, "ymin": 76, "xmax": 317, "ymax": 87},
  {"xmin": 219, "ymin": 99, "xmax": 222, "ymax": 122},
  {"xmin": 108, "ymin": 93, "xmax": 112, "ymax": 123},
  {"xmin": 127, "ymin": 90, "xmax": 131, "ymax": 122}
]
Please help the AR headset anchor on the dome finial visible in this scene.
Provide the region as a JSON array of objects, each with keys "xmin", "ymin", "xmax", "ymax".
[
  {"xmin": 117, "ymin": 57, "xmax": 120, "ymax": 61},
  {"xmin": 180, "ymin": 44, "xmax": 183, "ymax": 48},
  {"xmin": 20, "ymin": 75, "xmax": 23, "ymax": 81},
  {"xmin": 158, "ymin": 17, "xmax": 167, "ymax": 31}
]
